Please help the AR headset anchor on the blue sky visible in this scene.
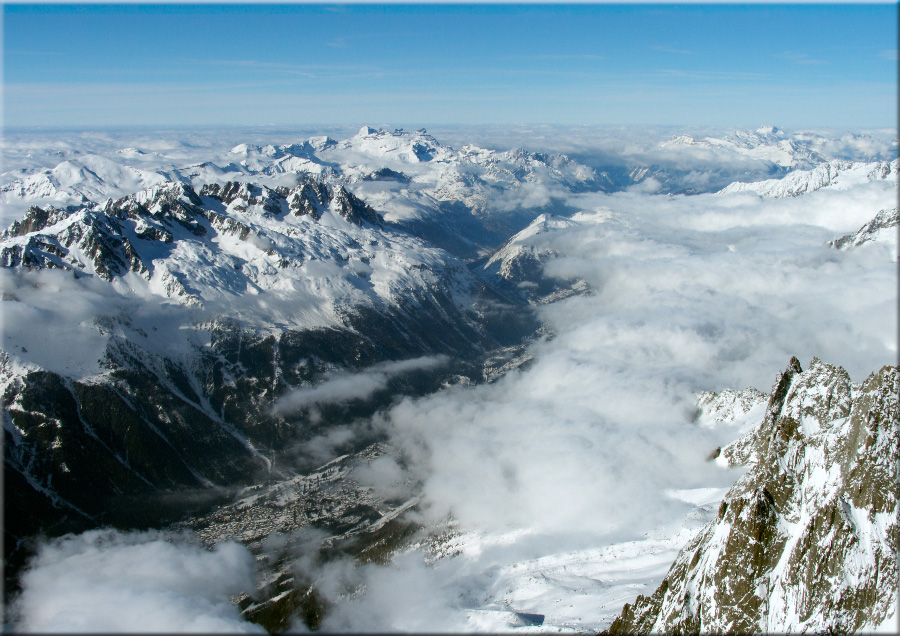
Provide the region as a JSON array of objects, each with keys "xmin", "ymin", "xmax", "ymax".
[{"xmin": 3, "ymin": 3, "xmax": 897, "ymax": 128}]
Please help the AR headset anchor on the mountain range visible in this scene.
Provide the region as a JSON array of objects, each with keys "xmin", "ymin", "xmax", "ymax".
[{"xmin": 2, "ymin": 125, "xmax": 897, "ymax": 632}]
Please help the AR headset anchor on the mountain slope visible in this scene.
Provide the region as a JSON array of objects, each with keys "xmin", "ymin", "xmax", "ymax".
[
  {"xmin": 0, "ymin": 154, "xmax": 171, "ymax": 211},
  {"xmin": 829, "ymin": 207, "xmax": 899, "ymax": 259},
  {"xmin": 606, "ymin": 357, "xmax": 899, "ymax": 634},
  {"xmin": 717, "ymin": 159, "xmax": 898, "ymax": 198},
  {"xmin": 1, "ymin": 177, "xmax": 538, "ymax": 563},
  {"xmin": 660, "ymin": 126, "xmax": 829, "ymax": 170},
  {"xmin": 479, "ymin": 213, "xmax": 587, "ymax": 303}
]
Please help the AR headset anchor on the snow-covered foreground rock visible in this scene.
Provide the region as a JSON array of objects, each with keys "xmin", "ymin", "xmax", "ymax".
[{"xmin": 607, "ymin": 358, "xmax": 899, "ymax": 634}]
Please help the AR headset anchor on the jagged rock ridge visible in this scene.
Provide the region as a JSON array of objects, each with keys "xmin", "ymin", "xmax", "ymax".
[
  {"xmin": 718, "ymin": 159, "xmax": 898, "ymax": 198},
  {"xmin": 606, "ymin": 357, "xmax": 899, "ymax": 634},
  {"xmin": 829, "ymin": 207, "xmax": 899, "ymax": 255}
]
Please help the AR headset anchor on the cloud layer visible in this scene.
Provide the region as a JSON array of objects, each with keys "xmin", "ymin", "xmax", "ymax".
[
  {"xmin": 10, "ymin": 529, "xmax": 263, "ymax": 633},
  {"xmin": 318, "ymin": 177, "xmax": 897, "ymax": 630},
  {"xmin": 273, "ymin": 355, "xmax": 449, "ymax": 415}
]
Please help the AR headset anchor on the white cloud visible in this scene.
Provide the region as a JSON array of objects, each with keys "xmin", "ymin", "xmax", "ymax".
[
  {"xmin": 10, "ymin": 529, "xmax": 264, "ymax": 633},
  {"xmin": 350, "ymin": 454, "xmax": 413, "ymax": 501},
  {"xmin": 316, "ymin": 552, "xmax": 472, "ymax": 633},
  {"xmin": 309, "ymin": 177, "xmax": 897, "ymax": 631},
  {"xmin": 272, "ymin": 355, "xmax": 449, "ymax": 415}
]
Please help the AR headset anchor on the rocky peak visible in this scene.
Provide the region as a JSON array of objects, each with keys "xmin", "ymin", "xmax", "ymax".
[
  {"xmin": 201, "ymin": 181, "xmax": 283, "ymax": 216},
  {"xmin": 197, "ymin": 179, "xmax": 382, "ymax": 226},
  {"xmin": 606, "ymin": 358, "xmax": 899, "ymax": 633},
  {"xmin": 360, "ymin": 167, "xmax": 410, "ymax": 183},
  {"xmin": 829, "ymin": 207, "xmax": 899, "ymax": 252},
  {"xmin": 305, "ymin": 135, "xmax": 337, "ymax": 152},
  {"xmin": 1, "ymin": 205, "xmax": 146, "ymax": 281},
  {"xmin": 331, "ymin": 185, "xmax": 383, "ymax": 226},
  {"xmin": 1, "ymin": 205, "xmax": 71, "ymax": 239},
  {"xmin": 755, "ymin": 125, "xmax": 782, "ymax": 136},
  {"xmin": 108, "ymin": 182, "xmax": 207, "ymax": 237},
  {"xmin": 282, "ymin": 181, "xmax": 329, "ymax": 219}
]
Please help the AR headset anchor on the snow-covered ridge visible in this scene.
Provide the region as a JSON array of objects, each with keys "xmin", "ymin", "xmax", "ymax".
[
  {"xmin": 2, "ymin": 126, "xmax": 597, "ymax": 211},
  {"xmin": 829, "ymin": 207, "xmax": 899, "ymax": 260},
  {"xmin": 0, "ymin": 179, "xmax": 474, "ymax": 329},
  {"xmin": 481, "ymin": 213, "xmax": 587, "ymax": 303},
  {"xmin": 717, "ymin": 158, "xmax": 899, "ymax": 198},
  {"xmin": 659, "ymin": 125, "xmax": 828, "ymax": 169},
  {"xmin": 694, "ymin": 387, "xmax": 768, "ymax": 431},
  {"xmin": 334, "ymin": 126, "xmax": 455, "ymax": 164},
  {"xmin": 484, "ymin": 212, "xmax": 578, "ymax": 269},
  {"xmin": 4, "ymin": 126, "xmax": 895, "ymax": 244},
  {"xmin": 0, "ymin": 154, "xmax": 171, "ymax": 210},
  {"xmin": 608, "ymin": 357, "xmax": 899, "ymax": 633},
  {"xmin": 0, "ymin": 127, "xmax": 608, "ymax": 258}
]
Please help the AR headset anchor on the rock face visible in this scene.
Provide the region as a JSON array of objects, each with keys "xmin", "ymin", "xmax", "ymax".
[{"xmin": 606, "ymin": 357, "xmax": 899, "ymax": 633}]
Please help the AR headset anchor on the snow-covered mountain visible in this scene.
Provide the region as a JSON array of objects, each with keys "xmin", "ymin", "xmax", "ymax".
[
  {"xmin": 1, "ymin": 179, "xmax": 462, "ymax": 321},
  {"xmin": 0, "ymin": 128, "xmax": 605, "ymax": 583},
  {"xmin": 829, "ymin": 207, "xmax": 899, "ymax": 260},
  {"xmin": 629, "ymin": 126, "xmax": 898, "ymax": 194},
  {"xmin": 694, "ymin": 386, "xmax": 768, "ymax": 432},
  {"xmin": 1, "ymin": 174, "xmax": 540, "ymax": 561},
  {"xmin": 1, "ymin": 127, "xmax": 604, "ymax": 260},
  {"xmin": 3, "ymin": 125, "xmax": 897, "ymax": 633},
  {"xmin": 660, "ymin": 126, "xmax": 831, "ymax": 170},
  {"xmin": 717, "ymin": 159, "xmax": 898, "ymax": 198},
  {"xmin": 0, "ymin": 154, "xmax": 171, "ymax": 210},
  {"xmin": 480, "ymin": 213, "xmax": 587, "ymax": 304},
  {"xmin": 607, "ymin": 358, "xmax": 899, "ymax": 633}
]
